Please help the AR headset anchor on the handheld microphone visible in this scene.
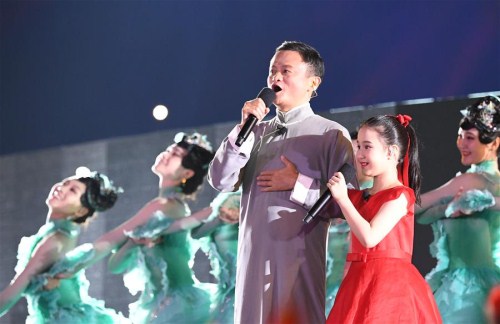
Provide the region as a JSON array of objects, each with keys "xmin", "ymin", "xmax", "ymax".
[
  {"xmin": 303, "ymin": 163, "xmax": 356, "ymax": 224},
  {"xmin": 235, "ymin": 87, "xmax": 276, "ymax": 147}
]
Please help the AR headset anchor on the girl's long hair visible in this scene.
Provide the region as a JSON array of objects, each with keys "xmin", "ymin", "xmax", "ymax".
[{"xmin": 359, "ymin": 115, "xmax": 422, "ymax": 204}]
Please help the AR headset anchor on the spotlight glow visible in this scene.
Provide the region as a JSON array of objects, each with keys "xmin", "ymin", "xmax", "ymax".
[{"xmin": 153, "ymin": 105, "xmax": 169, "ymax": 121}]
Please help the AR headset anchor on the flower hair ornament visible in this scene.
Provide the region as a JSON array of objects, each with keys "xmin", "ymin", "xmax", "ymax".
[
  {"xmin": 460, "ymin": 95, "xmax": 500, "ymax": 139},
  {"xmin": 174, "ymin": 132, "xmax": 213, "ymax": 152},
  {"xmin": 75, "ymin": 166, "xmax": 123, "ymax": 215},
  {"xmin": 394, "ymin": 114, "xmax": 412, "ymax": 186},
  {"xmin": 173, "ymin": 132, "xmax": 215, "ymax": 171}
]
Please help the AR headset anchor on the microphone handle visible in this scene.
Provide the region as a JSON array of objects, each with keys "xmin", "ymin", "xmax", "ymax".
[
  {"xmin": 303, "ymin": 192, "xmax": 331, "ymax": 224},
  {"xmin": 303, "ymin": 163, "xmax": 355, "ymax": 224},
  {"xmin": 235, "ymin": 87, "xmax": 276, "ymax": 147},
  {"xmin": 236, "ymin": 115, "xmax": 258, "ymax": 147}
]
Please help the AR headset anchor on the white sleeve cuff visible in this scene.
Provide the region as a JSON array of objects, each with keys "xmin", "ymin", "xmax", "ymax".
[
  {"xmin": 227, "ymin": 125, "xmax": 254, "ymax": 156},
  {"xmin": 290, "ymin": 173, "xmax": 314, "ymax": 206}
]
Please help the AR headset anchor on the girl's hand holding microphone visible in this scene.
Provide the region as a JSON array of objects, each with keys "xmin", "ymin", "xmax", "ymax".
[{"xmin": 327, "ymin": 172, "xmax": 349, "ymax": 203}]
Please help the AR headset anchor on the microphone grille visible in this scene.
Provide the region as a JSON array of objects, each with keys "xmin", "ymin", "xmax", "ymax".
[{"xmin": 257, "ymin": 87, "xmax": 276, "ymax": 107}]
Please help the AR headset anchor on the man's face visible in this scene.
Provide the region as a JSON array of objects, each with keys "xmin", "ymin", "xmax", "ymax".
[{"xmin": 267, "ymin": 50, "xmax": 318, "ymax": 112}]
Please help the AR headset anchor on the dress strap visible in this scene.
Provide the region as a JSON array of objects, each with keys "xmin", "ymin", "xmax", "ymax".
[{"xmin": 346, "ymin": 249, "xmax": 412, "ymax": 263}]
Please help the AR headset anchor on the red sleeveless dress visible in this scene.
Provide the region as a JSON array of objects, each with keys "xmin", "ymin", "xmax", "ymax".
[{"xmin": 326, "ymin": 186, "xmax": 441, "ymax": 323}]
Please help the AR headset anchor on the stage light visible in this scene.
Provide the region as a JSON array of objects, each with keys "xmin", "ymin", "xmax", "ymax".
[{"xmin": 153, "ymin": 105, "xmax": 169, "ymax": 121}]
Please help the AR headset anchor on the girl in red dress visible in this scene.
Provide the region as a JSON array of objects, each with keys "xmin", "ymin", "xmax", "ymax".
[{"xmin": 326, "ymin": 114, "xmax": 441, "ymax": 323}]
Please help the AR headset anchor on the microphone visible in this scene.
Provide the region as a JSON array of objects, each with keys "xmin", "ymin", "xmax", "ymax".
[
  {"xmin": 276, "ymin": 125, "xmax": 287, "ymax": 136},
  {"xmin": 303, "ymin": 163, "xmax": 356, "ymax": 224},
  {"xmin": 235, "ymin": 87, "xmax": 276, "ymax": 147}
]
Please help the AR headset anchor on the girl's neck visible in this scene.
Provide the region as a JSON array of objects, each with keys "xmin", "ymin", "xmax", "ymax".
[
  {"xmin": 158, "ymin": 185, "xmax": 183, "ymax": 198},
  {"xmin": 369, "ymin": 172, "xmax": 402, "ymax": 195},
  {"xmin": 46, "ymin": 211, "xmax": 72, "ymax": 222},
  {"xmin": 158, "ymin": 176, "xmax": 181, "ymax": 190}
]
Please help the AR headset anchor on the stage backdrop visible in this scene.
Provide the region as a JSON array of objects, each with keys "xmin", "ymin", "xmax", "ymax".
[{"xmin": 0, "ymin": 95, "xmax": 495, "ymax": 323}]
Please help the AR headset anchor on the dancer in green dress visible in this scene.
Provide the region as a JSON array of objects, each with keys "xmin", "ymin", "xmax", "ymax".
[
  {"xmin": 191, "ymin": 191, "xmax": 240, "ymax": 323},
  {"xmin": 107, "ymin": 132, "xmax": 215, "ymax": 324},
  {"xmin": 54, "ymin": 132, "xmax": 215, "ymax": 324},
  {"xmin": 127, "ymin": 189, "xmax": 241, "ymax": 324},
  {"xmin": 416, "ymin": 95, "xmax": 500, "ymax": 323},
  {"xmin": 0, "ymin": 168, "xmax": 125, "ymax": 324}
]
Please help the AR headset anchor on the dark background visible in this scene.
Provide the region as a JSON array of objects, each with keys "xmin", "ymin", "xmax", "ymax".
[{"xmin": 1, "ymin": 0, "xmax": 499, "ymax": 155}]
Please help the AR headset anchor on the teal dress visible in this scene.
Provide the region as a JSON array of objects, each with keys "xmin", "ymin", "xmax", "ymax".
[
  {"xmin": 192, "ymin": 192, "xmax": 240, "ymax": 324},
  {"xmin": 15, "ymin": 220, "xmax": 127, "ymax": 324},
  {"xmin": 121, "ymin": 209, "xmax": 211, "ymax": 324},
  {"xmin": 418, "ymin": 160, "xmax": 500, "ymax": 323},
  {"xmin": 325, "ymin": 220, "xmax": 350, "ymax": 313}
]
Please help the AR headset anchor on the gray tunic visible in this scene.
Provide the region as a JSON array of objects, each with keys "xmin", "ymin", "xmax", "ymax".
[{"xmin": 208, "ymin": 103, "xmax": 354, "ymax": 324}]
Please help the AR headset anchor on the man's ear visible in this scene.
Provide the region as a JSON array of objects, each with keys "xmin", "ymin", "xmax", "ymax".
[{"xmin": 311, "ymin": 76, "xmax": 321, "ymax": 90}]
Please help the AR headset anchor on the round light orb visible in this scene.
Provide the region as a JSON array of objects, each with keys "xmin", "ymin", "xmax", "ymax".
[
  {"xmin": 75, "ymin": 166, "xmax": 92, "ymax": 177},
  {"xmin": 153, "ymin": 105, "xmax": 169, "ymax": 121}
]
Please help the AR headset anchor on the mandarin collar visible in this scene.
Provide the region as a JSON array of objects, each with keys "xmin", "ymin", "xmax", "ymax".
[
  {"xmin": 275, "ymin": 102, "xmax": 314, "ymax": 125},
  {"xmin": 467, "ymin": 159, "xmax": 498, "ymax": 176},
  {"xmin": 50, "ymin": 219, "xmax": 81, "ymax": 237}
]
